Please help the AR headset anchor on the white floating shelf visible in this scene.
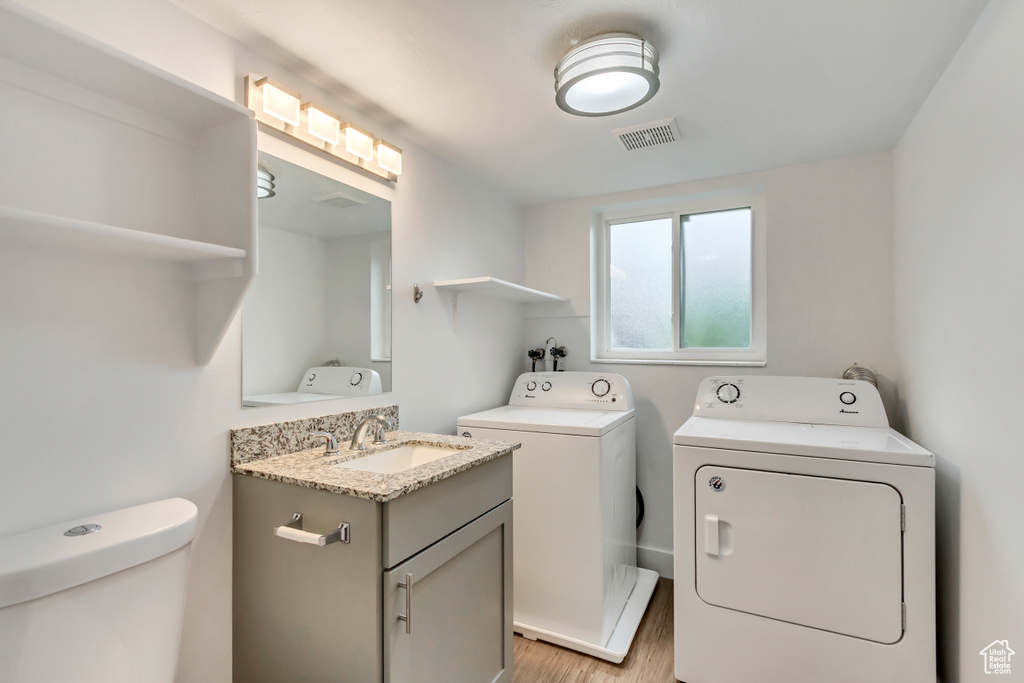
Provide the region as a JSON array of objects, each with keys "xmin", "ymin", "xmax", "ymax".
[
  {"xmin": 0, "ymin": 206, "xmax": 247, "ymax": 264},
  {"xmin": 433, "ymin": 277, "xmax": 567, "ymax": 304}
]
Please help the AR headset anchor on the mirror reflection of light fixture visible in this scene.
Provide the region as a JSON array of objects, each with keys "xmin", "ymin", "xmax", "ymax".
[
  {"xmin": 302, "ymin": 103, "xmax": 341, "ymax": 145},
  {"xmin": 554, "ymin": 33, "xmax": 660, "ymax": 117},
  {"xmin": 374, "ymin": 140, "xmax": 403, "ymax": 176},
  {"xmin": 341, "ymin": 123, "xmax": 375, "ymax": 161},
  {"xmin": 255, "ymin": 77, "xmax": 301, "ymax": 126},
  {"xmin": 256, "ymin": 166, "xmax": 276, "ymax": 199}
]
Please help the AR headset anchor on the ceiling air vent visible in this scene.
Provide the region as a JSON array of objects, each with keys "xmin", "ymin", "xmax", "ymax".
[
  {"xmin": 311, "ymin": 191, "xmax": 368, "ymax": 210},
  {"xmin": 612, "ymin": 118, "xmax": 680, "ymax": 151}
]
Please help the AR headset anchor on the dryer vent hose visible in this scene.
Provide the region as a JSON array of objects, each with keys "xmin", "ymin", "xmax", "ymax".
[
  {"xmin": 636, "ymin": 486, "xmax": 645, "ymax": 529},
  {"xmin": 842, "ymin": 364, "xmax": 877, "ymax": 388}
]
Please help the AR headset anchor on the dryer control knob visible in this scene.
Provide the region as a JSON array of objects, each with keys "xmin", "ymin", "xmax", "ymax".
[
  {"xmin": 716, "ymin": 383, "xmax": 740, "ymax": 403},
  {"xmin": 350, "ymin": 372, "xmax": 363, "ymax": 386},
  {"xmin": 840, "ymin": 391, "xmax": 857, "ymax": 405},
  {"xmin": 541, "ymin": 381, "xmax": 552, "ymax": 392},
  {"xmin": 592, "ymin": 379, "xmax": 611, "ymax": 397}
]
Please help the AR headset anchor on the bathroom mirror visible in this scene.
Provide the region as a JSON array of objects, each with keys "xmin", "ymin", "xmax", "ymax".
[{"xmin": 242, "ymin": 142, "xmax": 392, "ymax": 407}]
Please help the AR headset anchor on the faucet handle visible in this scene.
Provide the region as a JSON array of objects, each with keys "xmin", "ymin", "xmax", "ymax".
[
  {"xmin": 311, "ymin": 432, "xmax": 339, "ymax": 454},
  {"xmin": 372, "ymin": 415, "xmax": 393, "ymax": 444}
]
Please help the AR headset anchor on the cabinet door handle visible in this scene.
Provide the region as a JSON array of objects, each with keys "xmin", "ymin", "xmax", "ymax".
[
  {"xmin": 274, "ymin": 513, "xmax": 350, "ymax": 546},
  {"xmin": 397, "ymin": 572, "xmax": 413, "ymax": 634}
]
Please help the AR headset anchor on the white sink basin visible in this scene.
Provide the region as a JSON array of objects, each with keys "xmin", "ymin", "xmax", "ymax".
[{"xmin": 336, "ymin": 443, "xmax": 462, "ymax": 474}]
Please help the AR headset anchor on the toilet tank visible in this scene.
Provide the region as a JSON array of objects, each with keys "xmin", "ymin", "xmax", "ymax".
[{"xmin": 0, "ymin": 498, "xmax": 199, "ymax": 683}]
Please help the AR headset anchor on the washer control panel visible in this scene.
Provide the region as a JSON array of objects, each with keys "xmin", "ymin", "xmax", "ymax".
[
  {"xmin": 509, "ymin": 372, "xmax": 634, "ymax": 411},
  {"xmin": 693, "ymin": 375, "xmax": 889, "ymax": 428},
  {"xmin": 296, "ymin": 366, "xmax": 382, "ymax": 396}
]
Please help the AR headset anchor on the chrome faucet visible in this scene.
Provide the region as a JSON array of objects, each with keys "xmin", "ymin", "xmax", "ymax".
[
  {"xmin": 311, "ymin": 432, "xmax": 340, "ymax": 455},
  {"xmin": 350, "ymin": 415, "xmax": 394, "ymax": 451}
]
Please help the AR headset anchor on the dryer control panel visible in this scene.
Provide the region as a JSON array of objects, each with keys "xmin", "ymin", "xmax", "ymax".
[
  {"xmin": 508, "ymin": 372, "xmax": 634, "ymax": 411},
  {"xmin": 693, "ymin": 375, "xmax": 889, "ymax": 428}
]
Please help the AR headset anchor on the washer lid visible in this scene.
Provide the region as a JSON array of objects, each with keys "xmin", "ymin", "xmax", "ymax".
[
  {"xmin": 675, "ymin": 416, "xmax": 934, "ymax": 467},
  {"xmin": 459, "ymin": 404, "xmax": 634, "ymax": 436}
]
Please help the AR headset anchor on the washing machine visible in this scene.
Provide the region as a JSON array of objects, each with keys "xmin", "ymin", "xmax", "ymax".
[
  {"xmin": 243, "ymin": 366, "xmax": 382, "ymax": 406},
  {"xmin": 673, "ymin": 375, "xmax": 935, "ymax": 683},
  {"xmin": 458, "ymin": 372, "xmax": 659, "ymax": 663}
]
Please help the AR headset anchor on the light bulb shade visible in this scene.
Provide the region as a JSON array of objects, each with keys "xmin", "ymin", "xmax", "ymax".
[
  {"xmin": 374, "ymin": 140, "xmax": 402, "ymax": 176},
  {"xmin": 256, "ymin": 77, "xmax": 301, "ymax": 126},
  {"xmin": 256, "ymin": 166, "xmax": 276, "ymax": 199},
  {"xmin": 303, "ymin": 103, "xmax": 341, "ymax": 145},
  {"xmin": 342, "ymin": 123, "xmax": 375, "ymax": 161},
  {"xmin": 554, "ymin": 33, "xmax": 659, "ymax": 116}
]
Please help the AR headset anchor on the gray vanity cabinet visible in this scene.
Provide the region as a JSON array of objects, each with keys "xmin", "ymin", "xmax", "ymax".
[
  {"xmin": 384, "ymin": 502, "xmax": 512, "ymax": 683},
  {"xmin": 233, "ymin": 454, "xmax": 512, "ymax": 683}
]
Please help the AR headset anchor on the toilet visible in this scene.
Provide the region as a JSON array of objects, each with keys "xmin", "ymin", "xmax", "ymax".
[{"xmin": 0, "ymin": 498, "xmax": 199, "ymax": 683}]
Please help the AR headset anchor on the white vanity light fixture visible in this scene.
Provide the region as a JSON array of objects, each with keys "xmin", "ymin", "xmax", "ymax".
[
  {"xmin": 255, "ymin": 77, "xmax": 301, "ymax": 126},
  {"xmin": 341, "ymin": 123, "xmax": 375, "ymax": 161},
  {"xmin": 245, "ymin": 73, "xmax": 399, "ymax": 182},
  {"xmin": 374, "ymin": 139, "xmax": 403, "ymax": 176},
  {"xmin": 554, "ymin": 33, "xmax": 660, "ymax": 117},
  {"xmin": 302, "ymin": 102, "xmax": 341, "ymax": 145}
]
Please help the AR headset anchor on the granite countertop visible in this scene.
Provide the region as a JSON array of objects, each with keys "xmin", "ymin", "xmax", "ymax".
[{"xmin": 231, "ymin": 430, "xmax": 519, "ymax": 502}]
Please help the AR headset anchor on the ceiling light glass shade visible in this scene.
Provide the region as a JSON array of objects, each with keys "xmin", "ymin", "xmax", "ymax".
[
  {"xmin": 256, "ymin": 166, "xmax": 276, "ymax": 199},
  {"xmin": 303, "ymin": 103, "xmax": 341, "ymax": 145},
  {"xmin": 554, "ymin": 33, "xmax": 660, "ymax": 116},
  {"xmin": 256, "ymin": 78, "xmax": 301, "ymax": 126},
  {"xmin": 342, "ymin": 124, "xmax": 375, "ymax": 161},
  {"xmin": 375, "ymin": 140, "xmax": 403, "ymax": 175}
]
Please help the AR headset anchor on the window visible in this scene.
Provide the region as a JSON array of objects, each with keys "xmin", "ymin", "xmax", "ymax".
[{"xmin": 593, "ymin": 194, "xmax": 765, "ymax": 365}]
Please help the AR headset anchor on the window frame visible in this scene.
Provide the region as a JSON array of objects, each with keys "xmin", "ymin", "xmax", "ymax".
[{"xmin": 592, "ymin": 192, "xmax": 766, "ymax": 366}]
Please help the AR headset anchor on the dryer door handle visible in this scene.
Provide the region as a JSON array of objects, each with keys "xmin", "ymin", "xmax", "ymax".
[{"xmin": 705, "ymin": 514, "xmax": 720, "ymax": 556}]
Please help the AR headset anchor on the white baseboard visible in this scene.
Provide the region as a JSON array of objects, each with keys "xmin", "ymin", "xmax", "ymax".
[{"xmin": 637, "ymin": 545, "xmax": 673, "ymax": 580}]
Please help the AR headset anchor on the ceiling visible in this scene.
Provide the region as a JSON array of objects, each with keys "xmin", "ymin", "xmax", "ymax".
[
  {"xmin": 258, "ymin": 151, "xmax": 391, "ymax": 239},
  {"xmin": 172, "ymin": 0, "xmax": 989, "ymax": 204}
]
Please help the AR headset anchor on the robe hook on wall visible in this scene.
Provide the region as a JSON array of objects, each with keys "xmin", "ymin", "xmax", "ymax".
[{"xmin": 413, "ymin": 284, "xmax": 423, "ymax": 303}]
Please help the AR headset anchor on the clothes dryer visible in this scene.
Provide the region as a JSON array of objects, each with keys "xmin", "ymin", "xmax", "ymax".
[
  {"xmin": 673, "ymin": 375, "xmax": 935, "ymax": 683},
  {"xmin": 459, "ymin": 372, "xmax": 658, "ymax": 662}
]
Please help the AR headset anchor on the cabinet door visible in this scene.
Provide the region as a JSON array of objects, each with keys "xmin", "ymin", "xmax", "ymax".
[{"xmin": 384, "ymin": 501, "xmax": 512, "ymax": 683}]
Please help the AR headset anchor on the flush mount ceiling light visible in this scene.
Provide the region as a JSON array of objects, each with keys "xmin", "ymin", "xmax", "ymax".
[
  {"xmin": 554, "ymin": 33, "xmax": 660, "ymax": 117},
  {"xmin": 256, "ymin": 166, "xmax": 275, "ymax": 199}
]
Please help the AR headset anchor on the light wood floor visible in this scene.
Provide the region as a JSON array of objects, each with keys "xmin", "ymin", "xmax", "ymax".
[{"xmin": 512, "ymin": 578, "xmax": 675, "ymax": 683}]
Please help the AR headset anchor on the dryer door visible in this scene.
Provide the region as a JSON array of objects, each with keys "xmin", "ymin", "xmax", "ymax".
[{"xmin": 695, "ymin": 466, "xmax": 903, "ymax": 643}]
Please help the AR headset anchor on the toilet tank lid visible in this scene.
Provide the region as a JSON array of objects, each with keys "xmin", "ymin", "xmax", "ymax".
[{"xmin": 0, "ymin": 497, "xmax": 198, "ymax": 609}]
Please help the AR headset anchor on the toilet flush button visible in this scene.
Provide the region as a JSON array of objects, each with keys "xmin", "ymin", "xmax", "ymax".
[{"xmin": 64, "ymin": 524, "xmax": 101, "ymax": 537}]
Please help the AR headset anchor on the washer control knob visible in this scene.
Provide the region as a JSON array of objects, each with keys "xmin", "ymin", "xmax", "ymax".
[
  {"xmin": 592, "ymin": 379, "xmax": 611, "ymax": 397},
  {"xmin": 350, "ymin": 372, "xmax": 363, "ymax": 386},
  {"xmin": 526, "ymin": 381, "xmax": 537, "ymax": 391},
  {"xmin": 541, "ymin": 381, "xmax": 552, "ymax": 392},
  {"xmin": 840, "ymin": 391, "xmax": 857, "ymax": 405},
  {"xmin": 716, "ymin": 383, "xmax": 740, "ymax": 404}
]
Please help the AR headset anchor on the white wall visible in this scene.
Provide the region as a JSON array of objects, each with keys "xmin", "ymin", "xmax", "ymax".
[
  {"xmin": 0, "ymin": 1, "xmax": 525, "ymax": 680},
  {"xmin": 243, "ymin": 225, "xmax": 330, "ymax": 396},
  {"xmin": 326, "ymin": 233, "xmax": 393, "ymax": 390},
  {"xmin": 524, "ymin": 152, "xmax": 898, "ymax": 576},
  {"xmin": 894, "ymin": 1, "xmax": 1024, "ymax": 680}
]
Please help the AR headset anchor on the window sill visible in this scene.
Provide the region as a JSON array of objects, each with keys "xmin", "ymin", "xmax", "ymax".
[{"xmin": 590, "ymin": 357, "xmax": 766, "ymax": 367}]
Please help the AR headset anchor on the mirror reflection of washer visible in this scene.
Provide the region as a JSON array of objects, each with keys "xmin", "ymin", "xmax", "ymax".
[
  {"xmin": 458, "ymin": 372, "xmax": 657, "ymax": 663},
  {"xmin": 673, "ymin": 375, "xmax": 935, "ymax": 683}
]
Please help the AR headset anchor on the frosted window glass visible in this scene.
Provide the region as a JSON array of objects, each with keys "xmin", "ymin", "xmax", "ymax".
[
  {"xmin": 680, "ymin": 208, "xmax": 752, "ymax": 348},
  {"xmin": 609, "ymin": 218, "xmax": 672, "ymax": 349}
]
